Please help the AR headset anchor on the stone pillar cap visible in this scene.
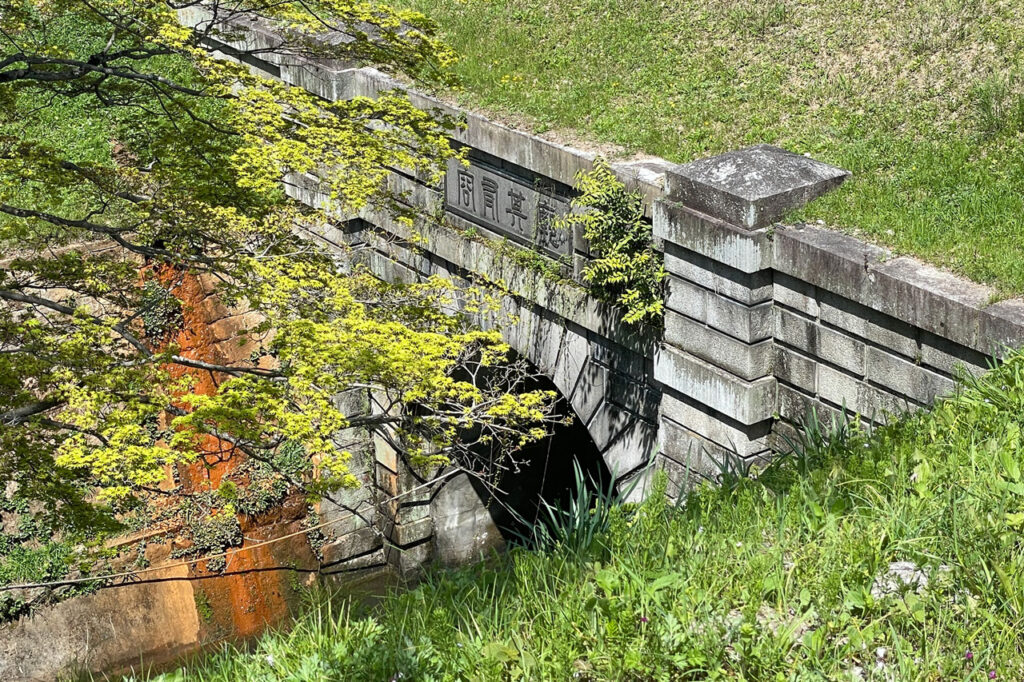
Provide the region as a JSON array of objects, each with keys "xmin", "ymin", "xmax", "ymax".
[{"xmin": 665, "ymin": 144, "xmax": 850, "ymax": 230}]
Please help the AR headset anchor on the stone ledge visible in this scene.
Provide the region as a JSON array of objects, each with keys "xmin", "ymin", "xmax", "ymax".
[
  {"xmin": 653, "ymin": 200, "xmax": 773, "ymax": 273},
  {"xmin": 665, "ymin": 311, "xmax": 773, "ymax": 381},
  {"xmin": 661, "ymin": 392, "xmax": 770, "ymax": 457},
  {"xmin": 774, "ymin": 224, "xmax": 1024, "ymax": 358},
  {"xmin": 654, "ymin": 344, "xmax": 777, "ymax": 425}
]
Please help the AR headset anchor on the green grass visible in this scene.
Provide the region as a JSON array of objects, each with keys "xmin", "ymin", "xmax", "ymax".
[
  {"xmin": 139, "ymin": 351, "xmax": 1024, "ymax": 680},
  {"xmin": 392, "ymin": 0, "xmax": 1024, "ymax": 294}
]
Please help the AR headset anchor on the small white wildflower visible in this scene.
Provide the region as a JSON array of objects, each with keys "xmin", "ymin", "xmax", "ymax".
[
  {"xmin": 736, "ymin": 542, "xmax": 743, "ymax": 548},
  {"xmin": 266, "ymin": 655, "xmax": 275, "ymax": 666}
]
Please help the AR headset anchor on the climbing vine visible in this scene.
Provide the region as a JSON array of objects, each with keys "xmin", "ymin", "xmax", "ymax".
[{"xmin": 559, "ymin": 158, "xmax": 666, "ymax": 326}]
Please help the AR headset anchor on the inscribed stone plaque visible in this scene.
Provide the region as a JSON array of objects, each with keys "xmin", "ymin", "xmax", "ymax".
[{"xmin": 444, "ymin": 158, "xmax": 572, "ymax": 258}]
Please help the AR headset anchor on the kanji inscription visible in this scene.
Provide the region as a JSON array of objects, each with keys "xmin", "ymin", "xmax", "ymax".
[{"xmin": 445, "ymin": 158, "xmax": 571, "ymax": 257}]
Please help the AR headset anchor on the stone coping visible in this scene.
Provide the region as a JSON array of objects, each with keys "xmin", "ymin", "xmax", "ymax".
[{"xmin": 774, "ymin": 224, "xmax": 1024, "ymax": 359}]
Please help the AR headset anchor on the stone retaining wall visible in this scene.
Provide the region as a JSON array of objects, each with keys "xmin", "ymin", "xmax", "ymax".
[
  {"xmin": 203, "ymin": 13, "xmax": 1024, "ymax": 501},
  {"xmin": 189, "ymin": 10, "xmax": 1024, "ymax": 479}
]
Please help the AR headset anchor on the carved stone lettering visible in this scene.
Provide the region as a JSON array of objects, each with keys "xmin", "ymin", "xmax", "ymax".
[{"xmin": 444, "ymin": 158, "xmax": 571, "ymax": 257}]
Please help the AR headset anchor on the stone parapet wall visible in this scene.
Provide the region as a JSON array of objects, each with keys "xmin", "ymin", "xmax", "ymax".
[{"xmin": 651, "ymin": 147, "xmax": 1024, "ymax": 495}]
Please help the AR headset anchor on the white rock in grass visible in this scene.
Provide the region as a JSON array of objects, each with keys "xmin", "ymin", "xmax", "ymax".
[{"xmin": 870, "ymin": 561, "xmax": 929, "ymax": 599}]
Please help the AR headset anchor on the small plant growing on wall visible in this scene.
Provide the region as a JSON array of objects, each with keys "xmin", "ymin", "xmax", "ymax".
[{"xmin": 558, "ymin": 158, "xmax": 666, "ymax": 326}]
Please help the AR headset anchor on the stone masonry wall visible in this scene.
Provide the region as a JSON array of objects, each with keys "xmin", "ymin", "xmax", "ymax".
[{"xmin": 187, "ymin": 10, "xmax": 1024, "ymax": 500}]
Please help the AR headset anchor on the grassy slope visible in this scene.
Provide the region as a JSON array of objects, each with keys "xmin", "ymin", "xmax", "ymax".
[
  {"xmin": 393, "ymin": 0, "xmax": 1024, "ymax": 294},
  {"xmin": 148, "ymin": 352, "xmax": 1024, "ymax": 680}
]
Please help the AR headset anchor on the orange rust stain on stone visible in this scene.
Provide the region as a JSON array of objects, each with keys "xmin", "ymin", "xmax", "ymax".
[{"xmin": 156, "ymin": 269, "xmax": 302, "ymax": 644}]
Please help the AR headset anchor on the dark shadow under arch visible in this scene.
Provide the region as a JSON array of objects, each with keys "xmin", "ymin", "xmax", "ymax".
[{"xmin": 459, "ymin": 357, "xmax": 610, "ymax": 543}]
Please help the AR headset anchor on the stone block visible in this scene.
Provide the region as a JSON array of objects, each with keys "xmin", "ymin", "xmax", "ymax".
[
  {"xmin": 654, "ymin": 345, "xmax": 777, "ymax": 425},
  {"xmin": 552, "ymin": 325, "xmax": 590, "ymax": 401},
  {"xmin": 775, "ymin": 384, "xmax": 846, "ymax": 430},
  {"xmin": 591, "ymin": 337, "xmax": 648, "ymax": 379},
  {"xmin": 653, "ymin": 200, "xmax": 773, "ymax": 273},
  {"xmin": 322, "ymin": 547, "xmax": 386, "ymax": 574},
  {"xmin": 660, "ymin": 392, "xmax": 769, "ymax": 457},
  {"xmin": 663, "ymin": 243, "xmax": 773, "ymax": 305},
  {"xmin": 819, "ymin": 296, "xmax": 917, "ymax": 359},
  {"xmin": 659, "ymin": 419, "xmax": 731, "ymax": 481},
  {"xmin": 569, "ymin": 359, "xmax": 607, "ymax": 425},
  {"xmin": 865, "ymin": 347, "xmax": 955, "ymax": 405},
  {"xmin": 431, "ymin": 473, "xmax": 505, "ymax": 566},
  {"xmin": 774, "ymin": 306, "xmax": 817, "ymax": 354},
  {"xmin": 980, "ymin": 298, "xmax": 1024, "ymax": 357},
  {"xmin": 391, "ymin": 516, "xmax": 433, "ymax": 547},
  {"xmin": 608, "ymin": 372, "xmax": 661, "ymax": 422},
  {"xmin": 320, "ymin": 526, "xmax": 382, "ymax": 567},
  {"xmin": 775, "ymin": 225, "xmax": 1024, "ymax": 358},
  {"xmin": 666, "ymin": 276, "xmax": 708, "ymax": 321},
  {"xmin": 773, "ymin": 224, "xmax": 889, "ymax": 302},
  {"xmin": 586, "ymin": 399, "xmax": 635, "ymax": 451},
  {"xmin": 659, "ymin": 418, "xmax": 770, "ymax": 481},
  {"xmin": 816, "ymin": 365, "xmax": 862, "ymax": 413},
  {"xmin": 389, "ymin": 539, "xmax": 433, "ymax": 576},
  {"xmin": 774, "ymin": 275, "xmax": 819, "ymax": 317},
  {"xmin": 817, "ymin": 325, "xmax": 866, "ymax": 375},
  {"xmin": 665, "ymin": 145, "xmax": 850, "ymax": 230},
  {"xmin": 774, "ymin": 346, "xmax": 817, "ymax": 394},
  {"xmin": 617, "ymin": 465, "xmax": 655, "ymax": 504},
  {"xmin": 706, "ymin": 296, "xmax": 773, "ymax": 343},
  {"xmin": 602, "ymin": 418, "xmax": 657, "ymax": 476},
  {"xmin": 817, "ymin": 365, "xmax": 913, "ymax": 419},
  {"xmin": 918, "ymin": 333, "xmax": 990, "ymax": 378},
  {"xmin": 665, "ymin": 311, "xmax": 773, "ymax": 380}
]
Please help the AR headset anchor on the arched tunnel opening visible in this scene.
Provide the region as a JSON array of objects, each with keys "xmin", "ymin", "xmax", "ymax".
[{"xmin": 455, "ymin": 354, "xmax": 611, "ymax": 545}]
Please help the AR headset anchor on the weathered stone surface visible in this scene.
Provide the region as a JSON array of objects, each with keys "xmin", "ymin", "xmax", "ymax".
[
  {"xmin": 775, "ymin": 225, "xmax": 1024, "ymax": 357},
  {"xmin": 392, "ymin": 516, "xmax": 434, "ymax": 547},
  {"xmin": 654, "ymin": 452, "xmax": 711, "ymax": 498},
  {"xmin": 608, "ymin": 372, "xmax": 661, "ymax": 421},
  {"xmin": 602, "ymin": 418, "xmax": 657, "ymax": 475},
  {"xmin": 665, "ymin": 145, "xmax": 850, "ymax": 230},
  {"xmin": 706, "ymin": 297, "xmax": 774, "ymax": 344},
  {"xmin": 659, "ymin": 419, "xmax": 732, "ymax": 481},
  {"xmin": 865, "ymin": 348, "xmax": 955, "ymax": 405},
  {"xmin": 774, "ymin": 275, "xmax": 819, "ymax": 317},
  {"xmin": 665, "ymin": 311, "xmax": 773, "ymax": 380},
  {"xmin": 666, "ymin": 276, "xmax": 708, "ymax": 320},
  {"xmin": 321, "ymin": 526, "xmax": 383, "ymax": 568},
  {"xmin": 654, "ymin": 200, "xmax": 773, "ymax": 273},
  {"xmin": 569, "ymin": 359, "xmax": 608, "ymax": 426},
  {"xmin": 774, "ymin": 306, "xmax": 817, "ymax": 354},
  {"xmin": 817, "ymin": 365, "xmax": 912, "ymax": 418},
  {"xmin": 774, "ymin": 346, "xmax": 817, "ymax": 394},
  {"xmin": 819, "ymin": 295, "xmax": 918, "ymax": 360},
  {"xmin": 816, "ymin": 365, "xmax": 862, "ymax": 412},
  {"xmin": 654, "ymin": 345, "xmax": 777, "ymax": 425},
  {"xmin": 659, "ymin": 418, "xmax": 770, "ymax": 480},
  {"xmin": 918, "ymin": 333, "xmax": 990, "ymax": 378},
  {"xmin": 661, "ymin": 391, "xmax": 769, "ymax": 457},
  {"xmin": 664, "ymin": 244, "xmax": 773, "ymax": 305},
  {"xmin": 817, "ymin": 325, "xmax": 867, "ymax": 375},
  {"xmin": 444, "ymin": 157, "xmax": 572, "ymax": 259},
  {"xmin": 431, "ymin": 474, "xmax": 505, "ymax": 566},
  {"xmin": 776, "ymin": 384, "xmax": 845, "ymax": 428},
  {"xmin": 0, "ymin": 565, "xmax": 199, "ymax": 682},
  {"xmin": 587, "ymin": 399, "xmax": 636, "ymax": 451}
]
